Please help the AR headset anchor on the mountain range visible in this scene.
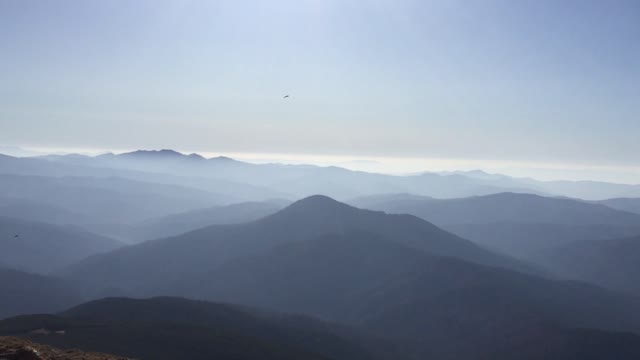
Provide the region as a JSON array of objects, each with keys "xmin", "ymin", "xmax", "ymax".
[
  {"xmin": 2, "ymin": 148, "xmax": 640, "ymax": 359},
  {"xmin": 59, "ymin": 195, "xmax": 536, "ymax": 298},
  {"xmin": 533, "ymin": 235, "xmax": 640, "ymax": 295},
  {"xmin": 48, "ymin": 195, "xmax": 640, "ymax": 359},
  {"xmin": 84, "ymin": 200, "xmax": 287, "ymax": 243},
  {"xmin": 5, "ymin": 150, "xmax": 640, "ymax": 200},
  {"xmin": 351, "ymin": 192, "xmax": 640, "ymax": 262}
]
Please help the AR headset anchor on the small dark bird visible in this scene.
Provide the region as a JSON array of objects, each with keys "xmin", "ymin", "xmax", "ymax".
[
  {"xmin": 283, "ymin": 95, "xmax": 290, "ymax": 99},
  {"xmin": 13, "ymin": 234, "xmax": 19, "ymax": 238}
]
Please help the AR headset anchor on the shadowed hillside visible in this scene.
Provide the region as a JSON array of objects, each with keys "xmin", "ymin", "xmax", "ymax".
[
  {"xmin": 0, "ymin": 269, "xmax": 80, "ymax": 320},
  {"xmin": 59, "ymin": 195, "xmax": 535, "ymax": 297},
  {"xmin": 0, "ymin": 297, "xmax": 394, "ymax": 360}
]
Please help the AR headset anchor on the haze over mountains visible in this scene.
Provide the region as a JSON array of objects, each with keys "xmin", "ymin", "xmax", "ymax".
[
  {"xmin": 2, "ymin": 148, "xmax": 640, "ymax": 359},
  {"xmin": 0, "ymin": 268, "xmax": 80, "ymax": 319},
  {"xmin": 4, "ymin": 150, "xmax": 640, "ymax": 203},
  {"xmin": 0, "ymin": 217, "xmax": 122, "ymax": 274},
  {"xmin": 351, "ymin": 192, "xmax": 640, "ymax": 263},
  {"xmin": 59, "ymin": 195, "xmax": 535, "ymax": 297},
  {"xmin": 534, "ymin": 235, "xmax": 640, "ymax": 295},
  {"xmin": 5, "ymin": 0, "xmax": 640, "ymax": 357},
  {"xmin": 85, "ymin": 200, "xmax": 287, "ymax": 243}
]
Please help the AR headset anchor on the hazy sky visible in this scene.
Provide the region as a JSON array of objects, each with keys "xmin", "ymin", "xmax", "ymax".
[{"xmin": 1, "ymin": 0, "xmax": 639, "ymax": 180}]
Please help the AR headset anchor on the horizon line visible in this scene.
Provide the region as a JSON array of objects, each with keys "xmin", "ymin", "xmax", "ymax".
[{"xmin": 2, "ymin": 144, "xmax": 640, "ymax": 185}]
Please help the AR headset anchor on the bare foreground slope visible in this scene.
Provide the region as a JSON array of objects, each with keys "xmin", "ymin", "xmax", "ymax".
[{"xmin": 0, "ymin": 336, "xmax": 129, "ymax": 360}]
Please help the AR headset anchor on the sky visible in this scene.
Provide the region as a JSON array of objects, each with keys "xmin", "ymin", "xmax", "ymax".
[{"xmin": 1, "ymin": 0, "xmax": 639, "ymax": 182}]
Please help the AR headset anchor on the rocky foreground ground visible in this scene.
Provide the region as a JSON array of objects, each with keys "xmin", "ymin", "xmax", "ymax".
[{"xmin": 0, "ymin": 337, "xmax": 130, "ymax": 360}]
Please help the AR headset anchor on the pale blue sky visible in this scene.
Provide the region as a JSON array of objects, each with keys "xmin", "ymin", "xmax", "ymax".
[{"xmin": 1, "ymin": 0, "xmax": 639, "ymax": 176}]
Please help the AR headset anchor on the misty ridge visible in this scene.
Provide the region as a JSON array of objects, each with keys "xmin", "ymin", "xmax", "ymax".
[{"xmin": 1, "ymin": 149, "xmax": 640, "ymax": 359}]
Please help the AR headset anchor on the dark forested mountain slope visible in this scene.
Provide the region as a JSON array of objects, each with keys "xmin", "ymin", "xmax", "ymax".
[
  {"xmin": 0, "ymin": 297, "xmax": 391, "ymax": 360},
  {"xmin": 3, "ymin": 294, "xmax": 640, "ymax": 360}
]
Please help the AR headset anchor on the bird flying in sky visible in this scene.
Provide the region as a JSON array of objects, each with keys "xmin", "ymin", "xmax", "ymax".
[{"xmin": 283, "ymin": 94, "xmax": 290, "ymax": 99}]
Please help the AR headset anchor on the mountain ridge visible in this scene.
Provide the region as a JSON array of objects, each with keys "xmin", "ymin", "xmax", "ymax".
[{"xmin": 59, "ymin": 195, "xmax": 538, "ymax": 298}]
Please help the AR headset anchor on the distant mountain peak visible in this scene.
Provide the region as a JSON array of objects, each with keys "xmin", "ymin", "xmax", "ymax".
[
  {"xmin": 133, "ymin": 149, "xmax": 182, "ymax": 157},
  {"xmin": 186, "ymin": 153, "xmax": 205, "ymax": 160},
  {"xmin": 480, "ymin": 192, "xmax": 542, "ymax": 200},
  {"xmin": 275, "ymin": 195, "xmax": 356, "ymax": 217},
  {"xmin": 291, "ymin": 194, "xmax": 345, "ymax": 207},
  {"xmin": 208, "ymin": 156, "xmax": 236, "ymax": 162},
  {"xmin": 96, "ymin": 152, "xmax": 115, "ymax": 158},
  {"xmin": 117, "ymin": 149, "xmax": 179, "ymax": 158},
  {"xmin": 117, "ymin": 149, "xmax": 209, "ymax": 161}
]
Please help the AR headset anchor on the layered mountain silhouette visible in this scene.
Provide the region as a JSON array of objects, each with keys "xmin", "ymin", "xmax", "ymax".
[
  {"xmin": 599, "ymin": 197, "xmax": 640, "ymax": 215},
  {"xmin": 52, "ymin": 231, "xmax": 640, "ymax": 359},
  {"xmin": 53, "ymin": 196, "xmax": 640, "ymax": 358},
  {"xmin": 0, "ymin": 268, "xmax": 80, "ymax": 319},
  {"xmin": 0, "ymin": 173, "xmax": 228, "ymax": 224},
  {"xmin": 10, "ymin": 151, "xmax": 544, "ymax": 199},
  {"xmin": 4, "ymin": 296, "xmax": 640, "ymax": 360},
  {"xmin": 447, "ymin": 222, "xmax": 640, "ymax": 261},
  {"xmin": 351, "ymin": 192, "xmax": 640, "ymax": 226},
  {"xmin": 352, "ymin": 192, "xmax": 640, "ymax": 260},
  {"xmin": 3, "ymin": 149, "xmax": 640, "ymax": 358},
  {"xmin": 0, "ymin": 154, "xmax": 283, "ymax": 205},
  {"xmin": 0, "ymin": 297, "xmax": 392, "ymax": 360},
  {"xmin": 86, "ymin": 200, "xmax": 287, "ymax": 243},
  {"xmin": 533, "ymin": 235, "xmax": 640, "ymax": 294},
  {"xmin": 5, "ymin": 150, "xmax": 640, "ymax": 200},
  {"xmin": 27, "ymin": 150, "xmax": 640, "ymax": 199},
  {"xmin": 184, "ymin": 231, "xmax": 640, "ymax": 331},
  {"xmin": 0, "ymin": 217, "xmax": 122, "ymax": 274},
  {"xmin": 60, "ymin": 195, "xmax": 535, "ymax": 297},
  {"xmin": 0, "ymin": 197, "xmax": 91, "ymax": 225}
]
